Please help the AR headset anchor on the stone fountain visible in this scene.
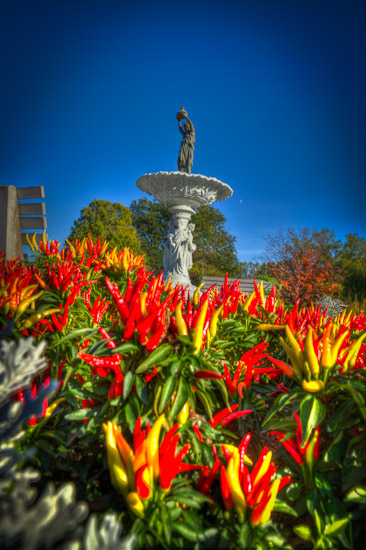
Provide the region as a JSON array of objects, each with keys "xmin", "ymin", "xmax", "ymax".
[{"xmin": 136, "ymin": 107, "xmax": 233, "ymax": 293}]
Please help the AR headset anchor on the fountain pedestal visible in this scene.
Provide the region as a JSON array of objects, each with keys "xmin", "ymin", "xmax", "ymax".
[{"xmin": 136, "ymin": 171, "xmax": 233, "ymax": 293}]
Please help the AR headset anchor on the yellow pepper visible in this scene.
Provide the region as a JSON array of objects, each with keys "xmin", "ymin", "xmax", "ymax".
[
  {"xmin": 146, "ymin": 414, "xmax": 166, "ymax": 481},
  {"xmin": 175, "ymin": 302, "xmax": 188, "ymax": 336},
  {"xmin": 259, "ymin": 281, "xmax": 265, "ymax": 304},
  {"xmin": 163, "ymin": 274, "xmax": 172, "ymax": 292},
  {"xmin": 330, "ymin": 329, "xmax": 349, "ymax": 365},
  {"xmin": 177, "ymin": 401, "xmax": 190, "ymax": 425},
  {"xmin": 209, "ymin": 304, "xmax": 224, "ymax": 338},
  {"xmin": 16, "ymin": 290, "xmax": 43, "ymax": 314},
  {"xmin": 256, "ymin": 323, "xmax": 286, "ymax": 331},
  {"xmin": 279, "ymin": 336, "xmax": 303, "ymax": 379},
  {"xmin": 343, "ymin": 333, "xmax": 366, "ymax": 371},
  {"xmin": 302, "ymin": 379, "xmax": 324, "ymax": 393},
  {"xmin": 304, "ymin": 327, "xmax": 320, "ymax": 377},
  {"xmin": 253, "ymin": 478, "xmax": 281, "ymax": 525},
  {"xmin": 22, "ymin": 308, "xmax": 61, "ymax": 329},
  {"xmin": 305, "ymin": 429, "xmax": 318, "ymax": 479},
  {"xmin": 285, "ymin": 325, "xmax": 304, "ymax": 372},
  {"xmin": 242, "ymin": 291, "xmax": 255, "ymax": 312},
  {"xmin": 252, "ymin": 450, "xmax": 272, "ymax": 490},
  {"xmin": 193, "ymin": 283, "xmax": 205, "ymax": 306},
  {"xmin": 192, "ymin": 299, "xmax": 209, "ymax": 354},
  {"xmin": 126, "ymin": 491, "xmax": 145, "ymax": 517},
  {"xmin": 320, "ymin": 323, "xmax": 332, "ymax": 368},
  {"xmin": 222, "ymin": 443, "xmax": 253, "ymax": 466},
  {"xmin": 103, "ymin": 421, "xmax": 129, "ymax": 495},
  {"xmin": 226, "ymin": 450, "xmax": 246, "ymax": 520}
]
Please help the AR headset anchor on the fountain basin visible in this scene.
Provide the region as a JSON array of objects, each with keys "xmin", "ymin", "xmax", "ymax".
[{"xmin": 136, "ymin": 171, "xmax": 233, "ymax": 208}]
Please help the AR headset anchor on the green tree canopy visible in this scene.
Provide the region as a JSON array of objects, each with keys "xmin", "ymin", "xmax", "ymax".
[
  {"xmin": 338, "ymin": 233, "xmax": 366, "ymax": 301},
  {"xmin": 67, "ymin": 199, "xmax": 141, "ymax": 253},
  {"xmin": 130, "ymin": 198, "xmax": 242, "ymax": 279}
]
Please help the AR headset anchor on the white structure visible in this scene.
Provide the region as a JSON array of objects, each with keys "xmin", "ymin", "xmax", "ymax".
[{"xmin": 136, "ymin": 171, "xmax": 233, "ymax": 292}]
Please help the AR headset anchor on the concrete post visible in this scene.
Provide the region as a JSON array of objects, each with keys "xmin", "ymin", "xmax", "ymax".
[{"xmin": 0, "ymin": 185, "xmax": 23, "ymax": 259}]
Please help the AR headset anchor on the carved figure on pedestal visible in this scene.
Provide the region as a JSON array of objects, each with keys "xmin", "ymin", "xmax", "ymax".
[
  {"xmin": 163, "ymin": 218, "xmax": 196, "ymax": 281},
  {"xmin": 176, "ymin": 107, "xmax": 195, "ymax": 174}
]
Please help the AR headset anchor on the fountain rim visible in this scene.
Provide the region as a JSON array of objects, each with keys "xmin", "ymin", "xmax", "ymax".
[{"xmin": 136, "ymin": 171, "xmax": 233, "ymax": 206}]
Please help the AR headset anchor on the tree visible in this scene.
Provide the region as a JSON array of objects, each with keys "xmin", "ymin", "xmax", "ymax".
[
  {"xmin": 338, "ymin": 233, "xmax": 366, "ymax": 301},
  {"xmin": 129, "ymin": 198, "xmax": 169, "ymax": 272},
  {"xmin": 130, "ymin": 199, "xmax": 242, "ymax": 278},
  {"xmin": 67, "ymin": 200, "xmax": 141, "ymax": 253},
  {"xmin": 264, "ymin": 228, "xmax": 340, "ymax": 304}
]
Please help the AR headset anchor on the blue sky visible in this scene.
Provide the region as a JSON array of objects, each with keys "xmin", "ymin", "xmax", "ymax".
[{"xmin": 1, "ymin": 0, "xmax": 365, "ymax": 263}]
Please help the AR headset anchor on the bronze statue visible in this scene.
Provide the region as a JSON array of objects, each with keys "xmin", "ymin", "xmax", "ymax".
[{"xmin": 176, "ymin": 106, "xmax": 195, "ymax": 173}]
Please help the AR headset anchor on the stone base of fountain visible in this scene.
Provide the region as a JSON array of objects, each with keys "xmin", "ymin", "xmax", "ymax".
[{"xmin": 136, "ymin": 171, "xmax": 233, "ymax": 292}]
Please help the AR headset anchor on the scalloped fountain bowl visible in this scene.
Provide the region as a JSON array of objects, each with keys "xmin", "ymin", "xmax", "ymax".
[
  {"xmin": 136, "ymin": 171, "xmax": 233, "ymax": 292},
  {"xmin": 136, "ymin": 171, "xmax": 233, "ymax": 208}
]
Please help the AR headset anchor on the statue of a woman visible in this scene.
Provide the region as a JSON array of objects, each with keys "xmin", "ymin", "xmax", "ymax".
[
  {"xmin": 163, "ymin": 218, "xmax": 196, "ymax": 281},
  {"xmin": 177, "ymin": 107, "xmax": 195, "ymax": 174}
]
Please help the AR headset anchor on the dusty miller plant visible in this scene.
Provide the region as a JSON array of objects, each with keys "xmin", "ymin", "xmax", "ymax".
[{"xmin": 0, "ymin": 331, "xmax": 135, "ymax": 549}]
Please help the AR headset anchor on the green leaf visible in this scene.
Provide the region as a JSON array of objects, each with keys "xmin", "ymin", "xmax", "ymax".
[
  {"xmin": 299, "ymin": 395, "xmax": 326, "ymax": 446},
  {"xmin": 173, "ymin": 489, "xmax": 212, "ymax": 505},
  {"xmin": 238, "ymin": 523, "xmax": 251, "ymax": 548},
  {"xmin": 273, "ymin": 499, "xmax": 299, "ymax": 517},
  {"xmin": 195, "ymin": 389, "xmax": 213, "ymax": 421},
  {"xmin": 293, "ymin": 524, "xmax": 313, "ymax": 541},
  {"xmin": 135, "ymin": 343, "xmax": 172, "ymax": 373},
  {"xmin": 324, "ymin": 518, "xmax": 349, "ymax": 537},
  {"xmin": 171, "ymin": 521, "xmax": 197, "ymax": 542},
  {"xmin": 212, "ymin": 377, "xmax": 229, "ymax": 408},
  {"xmin": 158, "ymin": 376, "xmax": 177, "ymax": 414},
  {"xmin": 344, "ymin": 485, "xmax": 366, "ymax": 503},
  {"xmin": 347, "ymin": 387, "xmax": 366, "ymax": 421},
  {"xmin": 113, "ymin": 342, "xmax": 139, "ymax": 355},
  {"xmin": 49, "ymin": 327, "xmax": 98, "ymax": 349},
  {"xmin": 323, "ymin": 431, "xmax": 347, "ymax": 462},
  {"xmin": 65, "ymin": 408, "xmax": 92, "ymax": 421},
  {"xmin": 169, "ymin": 377, "xmax": 189, "ymax": 422},
  {"xmin": 123, "ymin": 371, "xmax": 135, "ymax": 399},
  {"xmin": 125, "ymin": 402, "xmax": 138, "ymax": 431},
  {"xmin": 262, "ymin": 389, "xmax": 299, "ymax": 427},
  {"xmin": 135, "ymin": 375, "xmax": 148, "ymax": 404}
]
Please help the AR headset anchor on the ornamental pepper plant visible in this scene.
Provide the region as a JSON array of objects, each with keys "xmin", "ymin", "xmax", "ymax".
[{"xmin": 0, "ymin": 235, "xmax": 365, "ymax": 549}]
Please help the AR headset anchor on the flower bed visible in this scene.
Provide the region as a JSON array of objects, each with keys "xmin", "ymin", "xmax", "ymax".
[{"xmin": 0, "ymin": 236, "xmax": 365, "ymax": 549}]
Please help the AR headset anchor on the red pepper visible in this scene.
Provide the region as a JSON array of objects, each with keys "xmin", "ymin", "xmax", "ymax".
[
  {"xmin": 242, "ymin": 465, "xmax": 252, "ymax": 495},
  {"xmin": 210, "ymin": 405, "xmax": 239, "ymax": 428},
  {"xmin": 98, "ymin": 327, "xmax": 117, "ymax": 349},
  {"xmin": 135, "ymin": 294, "xmax": 172, "ymax": 338},
  {"xmin": 105, "ymin": 277, "xmax": 130, "ymax": 322},
  {"xmin": 51, "ymin": 312, "xmax": 64, "ymax": 331},
  {"xmin": 224, "ymin": 364, "xmax": 236, "ymax": 394},
  {"xmin": 198, "ymin": 458, "xmax": 221, "ymax": 495},
  {"xmin": 220, "ymin": 465, "xmax": 234, "ymax": 510},
  {"xmin": 145, "ymin": 319, "xmax": 166, "ymax": 351},
  {"xmin": 193, "ymin": 425, "xmax": 203, "ymax": 441},
  {"xmin": 219, "ymin": 409, "xmax": 253, "ymax": 427}
]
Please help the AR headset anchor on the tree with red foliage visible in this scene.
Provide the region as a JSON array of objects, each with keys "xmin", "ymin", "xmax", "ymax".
[{"xmin": 264, "ymin": 228, "xmax": 341, "ymax": 304}]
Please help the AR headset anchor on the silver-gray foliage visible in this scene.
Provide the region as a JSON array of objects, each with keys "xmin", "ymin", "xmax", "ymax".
[
  {"xmin": 0, "ymin": 337, "xmax": 47, "ymax": 405},
  {"xmin": 0, "ymin": 333, "xmax": 135, "ymax": 550},
  {"xmin": 316, "ymin": 295, "xmax": 347, "ymax": 318},
  {"xmin": 82, "ymin": 514, "xmax": 136, "ymax": 550},
  {"xmin": 0, "ymin": 480, "xmax": 88, "ymax": 550}
]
